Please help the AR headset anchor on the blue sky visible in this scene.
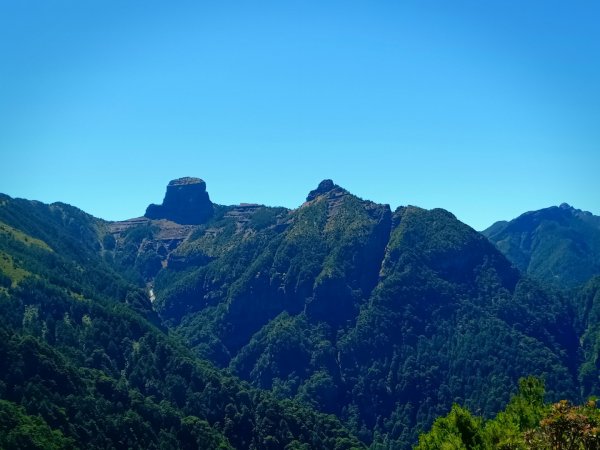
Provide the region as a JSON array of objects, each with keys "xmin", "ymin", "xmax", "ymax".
[{"xmin": 1, "ymin": 1, "xmax": 598, "ymax": 230}]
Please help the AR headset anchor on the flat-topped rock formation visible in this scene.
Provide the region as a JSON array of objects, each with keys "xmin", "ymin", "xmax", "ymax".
[{"xmin": 145, "ymin": 177, "xmax": 214, "ymax": 224}]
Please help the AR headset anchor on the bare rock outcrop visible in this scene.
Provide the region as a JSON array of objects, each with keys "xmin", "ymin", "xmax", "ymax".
[{"xmin": 145, "ymin": 177, "xmax": 213, "ymax": 224}]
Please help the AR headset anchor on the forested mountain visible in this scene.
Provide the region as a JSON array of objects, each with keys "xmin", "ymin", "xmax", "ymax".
[
  {"xmin": 416, "ymin": 278, "xmax": 600, "ymax": 448},
  {"xmin": 100, "ymin": 178, "xmax": 590, "ymax": 449},
  {"xmin": 482, "ymin": 203, "xmax": 600, "ymax": 288},
  {"xmin": 0, "ymin": 193, "xmax": 363, "ymax": 449},
  {"xmin": 1, "ymin": 178, "xmax": 598, "ymax": 449}
]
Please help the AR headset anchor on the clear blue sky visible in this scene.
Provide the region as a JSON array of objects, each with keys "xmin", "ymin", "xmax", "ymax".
[{"xmin": 1, "ymin": 1, "xmax": 599, "ymax": 230}]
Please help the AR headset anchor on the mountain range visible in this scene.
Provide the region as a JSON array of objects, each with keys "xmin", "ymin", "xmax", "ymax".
[{"xmin": 1, "ymin": 177, "xmax": 599, "ymax": 449}]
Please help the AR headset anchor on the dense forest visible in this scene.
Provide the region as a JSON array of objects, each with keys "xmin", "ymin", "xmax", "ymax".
[
  {"xmin": 483, "ymin": 203, "xmax": 600, "ymax": 288},
  {"xmin": 1, "ymin": 178, "xmax": 600, "ymax": 449},
  {"xmin": 0, "ymin": 193, "xmax": 363, "ymax": 449}
]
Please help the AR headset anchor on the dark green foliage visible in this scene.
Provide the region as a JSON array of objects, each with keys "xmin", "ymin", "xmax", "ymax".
[
  {"xmin": 149, "ymin": 187, "xmax": 583, "ymax": 449},
  {"xmin": 415, "ymin": 377, "xmax": 542, "ymax": 449},
  {"xmin": 483, "ymin": 204, "xmax": 600, "ymax": 288},
  {"xmin": 417, "ymin": 377, "xmax": 600, "ymax": 450},
  {"xmin": 0, "ymin": 270, "xmax": 10, "ymax": 288},
  {"xmin": 109, "ymin": 223, "xmax": 164, "ymax": 281},
  {"xmin": 574, "ymin": 276, "xmax": 600, "ymax": 398},
  {"xmin": 0, "ymin": 399, "xmax": 74, "ymax": 450},
  {"xmin": 156, "ymin": 185, "xmax": 391, "ymax": 358},
  {"xmin": 102, "ymin": 233, "xmax": 116, "ymax": 250},
  {"xmin": 250, "ymin": 206, "xmax": 287, "ymax": 231},
  {"xmin": 415, "ymin": 404, "xmax": 484, "ymax": 450},
  {"xmin": 0, "ymin": 194, "xmax": 364, "ymax": 450},
  {"xmin": 3, "ymin": 184, "xmax": 599, "ymax": 450}
]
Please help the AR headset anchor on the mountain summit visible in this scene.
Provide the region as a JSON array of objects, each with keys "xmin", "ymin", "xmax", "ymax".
[
  {"xmin": 483, "ymin": 204, "xmax": 600, "ymax": 287},
  {"xmin": 306, "ymin": 179, "xmax": 344, "ymax": 201},
  {"xmin": 145, "ymin": 177, "xmax": 214, "ymax": 224}
]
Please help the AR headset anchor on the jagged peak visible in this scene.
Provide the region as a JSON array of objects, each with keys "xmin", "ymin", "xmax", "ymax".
[
  {"xmin": 306, "ymin": 179, "xmax": 348, "ymax": 202},
  {"xmin": 559, "ymin": 202, "xmax": 572, "ymax": 210}
]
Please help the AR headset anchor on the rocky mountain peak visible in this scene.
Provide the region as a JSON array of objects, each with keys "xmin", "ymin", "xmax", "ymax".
[
  {"xmin": 306, "ymin": 179, "xmax": 346, "ymax": 202},
  {"xmin": 145, "ymin": 177, "xmax": 213, "ymax": 224}
]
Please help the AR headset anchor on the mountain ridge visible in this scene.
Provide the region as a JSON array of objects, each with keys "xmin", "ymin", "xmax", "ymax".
[
  {"xmin": 2, "ymin": 179, "xmax": 598, "ymax": 449},
  {"xmin": 102, "ymin": 178, "xmax": 582, "ymax": 447},
  {"xmin": 483, "ymin": 203, "xmax": 600, "ymax": 288},
  {"xmin": 0, "ymin": 190, "xmax": 365, "ymax": 449}
]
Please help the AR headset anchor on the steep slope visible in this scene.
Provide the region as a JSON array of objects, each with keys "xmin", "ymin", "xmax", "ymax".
[
  {"xmin": 335, "ymin": 206, "xmax": 578, "ymax": 446},
  {"xmin": 3, "ymin": 181, "xmax": 589, "ymax": 449},
  {"xmin": 483, "ymin": 204, "xmax": 600, "ymax": 288},
  {"xmin": 140, "ymin": 180, "xmax": 581, "ymax": 449},
  {"xmin": 574, "ymin": 276, "xmax": 600, "ymax": 398},
  {"xmin": 154, "ymin": 179, "xmax": 391, "ymax": 361},
  {"xmin": 0, "ymin": 193, "xmax": 364, "ymax": 450},
  {"xmin": 145, "ymin": 177, "xmax": 214, "ymax": 224}
]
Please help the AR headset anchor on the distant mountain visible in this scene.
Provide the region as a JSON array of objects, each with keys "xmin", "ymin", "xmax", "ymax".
[{"xmin": 482, "ymin": 203, "xmax": 600, "ymax": 288}]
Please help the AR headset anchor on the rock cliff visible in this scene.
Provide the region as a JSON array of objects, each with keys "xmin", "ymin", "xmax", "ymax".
[{"xmin": 145, "ymin": 177, "xmax": 214, "ymax": 224}]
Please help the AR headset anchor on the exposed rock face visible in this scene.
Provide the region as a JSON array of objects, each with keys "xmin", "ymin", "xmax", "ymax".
[
  {"xmin": 306, "ymin": 179, "xmax": 338, "ymax": 202},
  {"xmin": 145, "ymin": 177, "xmax": 214, "ymax": 224}
]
